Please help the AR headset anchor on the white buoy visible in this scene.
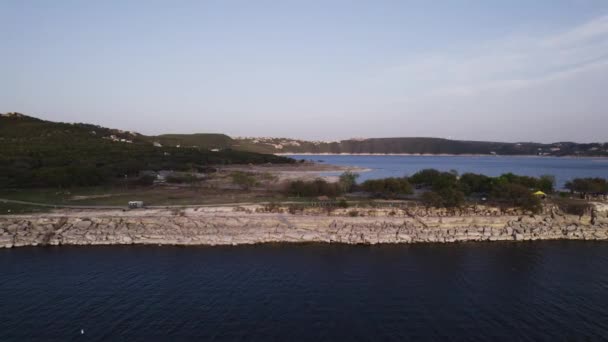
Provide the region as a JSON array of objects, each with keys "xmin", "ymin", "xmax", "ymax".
[{"xmin": 81, "ymin": 329, "xmax": 84, "ymax": 335}]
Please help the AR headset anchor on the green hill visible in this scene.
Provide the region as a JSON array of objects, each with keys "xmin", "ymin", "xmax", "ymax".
[{"xmin": 0, "ymin": 113, "xmax": 293, "ymax": 188}]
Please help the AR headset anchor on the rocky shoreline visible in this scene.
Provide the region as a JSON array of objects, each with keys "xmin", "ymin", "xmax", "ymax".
[{"xmin": 1, "ymin": 204, "xmax": 608, "ymax": 248}]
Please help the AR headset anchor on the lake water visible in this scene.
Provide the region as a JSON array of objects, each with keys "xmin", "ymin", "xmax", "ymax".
[
  {"xmin": 288, "ymin": 155, "xmax": 608, "ymax": 188},
  {"xmin": 1, "ymin": 243, "xmax": 607, "ymax": 340}
]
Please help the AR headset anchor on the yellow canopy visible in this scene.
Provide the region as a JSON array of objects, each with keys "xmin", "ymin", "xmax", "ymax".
[{"xmin": 533, "ymin": 191, "xmax": 547, "ymax": 196}]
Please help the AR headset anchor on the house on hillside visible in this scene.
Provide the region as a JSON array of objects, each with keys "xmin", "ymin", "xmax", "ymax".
[{"xmin": 128, "ymin": 201, "xmax": 144, "ymax": 209}]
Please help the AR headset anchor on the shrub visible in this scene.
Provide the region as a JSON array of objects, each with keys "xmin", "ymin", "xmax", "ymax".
[
  {"xmin": 492, "ymin": 183, "xmax": 541, "ymax": 213},
  {"xmin": 459, "ymin": 173, "xmax": 493, "ymax": 195},
  {"xmin": 287, "ymin": 204, "xmax": 304, "ymax": 214},
  {"xmin": 538, "ymin": 175, "xmax": 556, "ymax": 193},
  {"xmin": 421, "ymin": 191, "xmax": 443, "ymax": 208},
  {"xmin": 348, "ymin": 210, "xmax": 360, "ymax": 217},
  {"xmin": 495, "ymin": 173, "xmax": 555, "ymax": 193},
  {"xmin": 421, "ymin": 189, "xmax": 465, "ymax": 208},
  {"xmin": 409, "ymin": 169, "xmax": 458, "ymax": 191},
  {"xmin": 438, "ymin": 187, "xmax": 465, "ymax": 208},
  {"xmin": 262, "ymin": 202, "xmax": 281, "ymax": 213},
  {"xmin": 565, "ymin": 178, "xmax": 608, "ymax": 196},
  {"xmin": 409, "ymin": 169, "xmax": 442, "ymax": 186},
  {"xmin": 338, "ymin": 171, "xmax": 359, "ymax": 192},
  {"xmin": 230, "ymin": 171, "xmax": 258, "ymax": 190},
  {"xmin": 360, "ymin": 177, "xmax": 413, "ymax": 196},
  {"xmin": 284, "ymin": 179, "xmax": 342, "ymax": 197}
]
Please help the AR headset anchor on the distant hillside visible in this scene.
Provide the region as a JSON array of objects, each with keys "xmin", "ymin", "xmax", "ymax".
[
  {"xmin": 151, "ymin": 133, "xmax": 233, "ymax": 150},
  {"xmin": 233, "ymin": 137, "xmax": 608, "ymax": 157},
  {"xmin": 0, "ymin": 113, "xmax": 292, "ymax": 188}
]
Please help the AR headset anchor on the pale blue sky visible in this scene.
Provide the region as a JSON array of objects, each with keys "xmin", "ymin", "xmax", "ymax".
[{"xmin": 2, "ymin": 1, "xmax": 608, "ymax": 142}]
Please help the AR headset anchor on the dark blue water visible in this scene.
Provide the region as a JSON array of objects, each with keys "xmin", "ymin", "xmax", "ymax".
[
  {"xmin": 2, "ymin": 243, "xmax": 608, "ymax": 340},
  {"xmin": 289, "ymin": 155, "xmax": 608, "ymax": 187}
]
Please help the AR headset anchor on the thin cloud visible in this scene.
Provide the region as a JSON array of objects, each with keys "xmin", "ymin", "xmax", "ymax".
[
  {"xmin": 542, "ymin": 15, "xmax": 608, "ymax": 48},
  {"xmin": 381, "ymin": 14, "xmax": 608, "ymax": 99}
]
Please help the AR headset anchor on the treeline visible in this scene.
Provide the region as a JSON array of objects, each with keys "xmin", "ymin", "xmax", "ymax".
[
  {"xmin": 282, "ymin": 169, "xmax": 608, "ymax": 214},
  {"xmin": 565, "ymin": 178, "xmax": 608, "ymax": 196},
  {"xmin": 0, "ymin": 114, "xmax": 293, "ymax": 188},
  {"xmin": 359, "ymin": 169, "xmax": 557, "ymax": 212}
]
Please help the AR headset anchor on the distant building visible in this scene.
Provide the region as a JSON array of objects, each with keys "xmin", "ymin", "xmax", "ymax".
[{"xmin": 128, "ymin": 201, "xmax": 144, "ymax": 209}]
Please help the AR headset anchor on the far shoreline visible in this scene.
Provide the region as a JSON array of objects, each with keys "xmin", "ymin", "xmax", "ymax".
[{"xmin": 276, "ymin": 153, "xmax": 608, "ymax": 159}]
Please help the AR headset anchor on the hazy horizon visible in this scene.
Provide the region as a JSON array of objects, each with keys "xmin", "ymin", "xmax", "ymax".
[{"xmin": 2, "ymin": 1, "xmax": 608, "ymax": 143}]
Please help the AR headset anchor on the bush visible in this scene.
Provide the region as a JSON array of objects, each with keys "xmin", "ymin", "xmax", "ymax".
[
  {"xmin": 495, "ymin": 173, "xmax": 554, "ymax": 193},
  {"xmin": 538, "ymin": 175, "xmax": 556, "ymax": 193},
  {"xmin": 438, "ymin": 188, "xmax": 465, "ymax": 208},
  {"xmin": 492, "ymin": 183, "xmax": 542, "ymax": 213},
  {"xmin": 421, "ymin": 189, "xmax": 465, "ymax": 208},
  {"xmin": 284, "ymin": 179, "xmax": 342, "ymax": 197},
  {"xmin": 360, "ymin": 177, "xmax": 413, "ymax": 196},
  {"xmin": 262, "ymin": 202, "xmax": 281, "ymax": 213},
  {"xmin": 565, "ymin": 178, "xmax": 608, "ymax": 196},
  {"xmin": 409, "ymin": 169, "xmax": 458, "ymax": 191},
  {"xmin": 459, "ymin": 173, "xmax": 493, "ymax": 195},
  {"xmin": 230, "ymin": 171, "xmax": 258, "ymax": 190},
  {"xmin": 421, "ymin": 191, "xmax": 443, "ymax": 208},
  {"xmin": 338, "ymin": 171, "xmax": 359, "ymax": 192},
  {"xmin": 287, "ymin": 204, "xmax": 305, "ymax": 214}
]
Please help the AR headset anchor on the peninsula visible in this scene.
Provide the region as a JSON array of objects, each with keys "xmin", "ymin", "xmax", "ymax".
[{"xmin": 2, "ymin": 112, "xmax": 608, "ymax": 249}]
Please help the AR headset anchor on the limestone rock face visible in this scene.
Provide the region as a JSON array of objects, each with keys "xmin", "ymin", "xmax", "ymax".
[{"xmin": 1, "ymin": 207, "xmax": 607, "ymax": 248}]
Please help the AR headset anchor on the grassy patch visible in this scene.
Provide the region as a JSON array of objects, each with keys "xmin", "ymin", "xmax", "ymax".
[{"xmin": 0, "ymin": 202, "xmax": 51, "ymax": 215}]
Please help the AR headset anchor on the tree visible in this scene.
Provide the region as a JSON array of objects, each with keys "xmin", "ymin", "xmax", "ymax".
[
  {"xmin": 538, "ymin": 175, "xmax": 555, "ymax": 193},
  {"xmin": 492, "ymin": 183, "xmax": 541, "ymax": 213},
  {"xmin": 565, "ymin": 178, "xmax": 608, "ymax": 196},
  {"xmin": 360, "ymin": 177, "xmax": 413, "ymax": 197},
  {"xmin": 409, "ymin": 169, "xmax": 458, "ymax": 191},
  {"xmin": 438, "ymin": 187, "xmax": 465, "ymax": 208},
  {"xmin": 338, "ymin": 171, "xmax": 359, "ymax": 192},
  {"xmin": 421, "ymin": 191, "xmax": 443, "ymax": 208},
  {"xmin": 459, "ymin": 173, "xmax": 493, "ymax": 195}
]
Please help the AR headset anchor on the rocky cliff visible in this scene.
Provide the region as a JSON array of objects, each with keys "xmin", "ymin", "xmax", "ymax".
[{"xmin": 1, "ymin": 204, "xmax": 608, "ymax": 248}]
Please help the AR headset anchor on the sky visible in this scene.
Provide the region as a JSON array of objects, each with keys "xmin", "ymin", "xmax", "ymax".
[{"xmin": 1, "ymin": 1, "xmax": 608, "ymax": 143}]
